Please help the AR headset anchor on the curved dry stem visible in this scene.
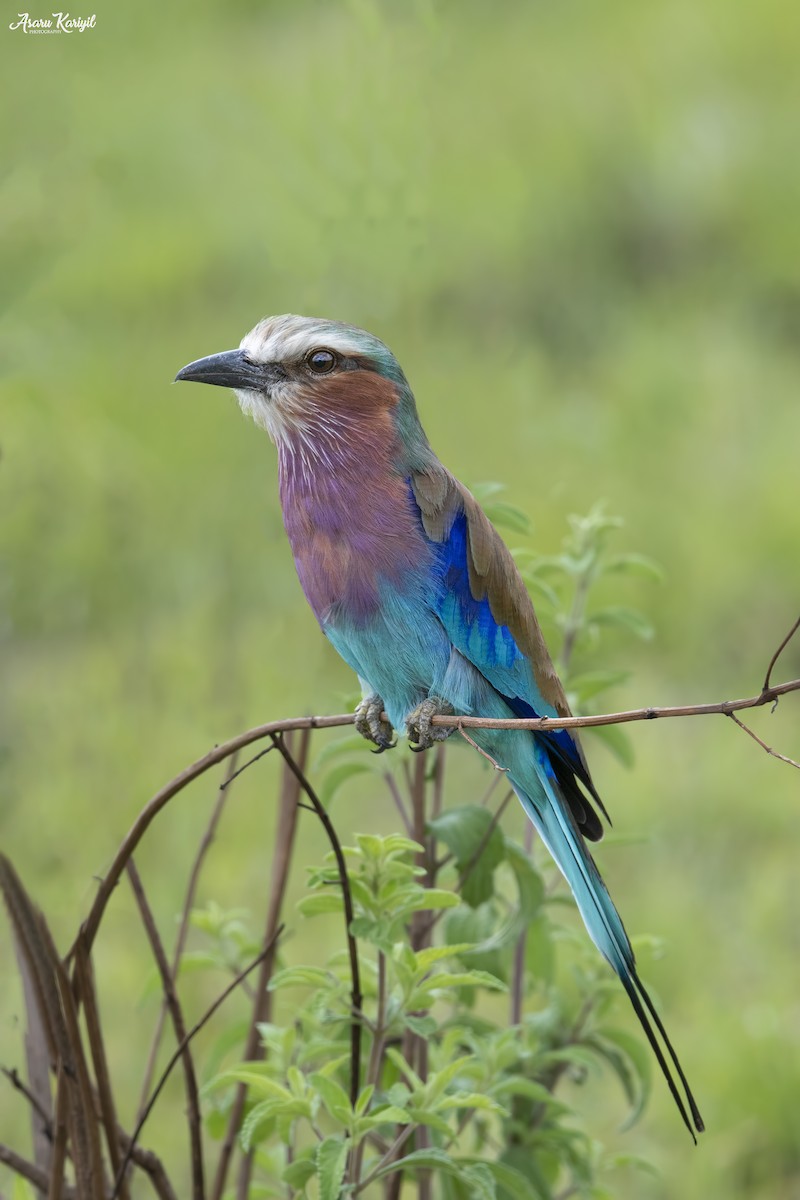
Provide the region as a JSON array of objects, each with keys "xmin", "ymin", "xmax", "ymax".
[{"xmin": 69, "ymin": 674, "xmax": 800, "ymax": 979}]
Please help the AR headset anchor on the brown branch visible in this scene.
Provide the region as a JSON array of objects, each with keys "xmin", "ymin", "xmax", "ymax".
[
  {"xmin": 763, "ymin": 614, "xmax": 800, "ymax": 692},
  {"xmin": 138, "ymin": 752, "xmax": 241, "ymax": 1120},
  {"xmin": 70, "ymin": 714, "xmax": 353, "ymax": 965},
  {"xmin": 125, "ymin": 861, "xmax": 204, "ymax": 1200},
  {"xmin": 72, "ymin": 946, "xmax": 130, "ymax": 1200},
  {"xmin": 69, "ymin": 665, "xmax": 800, "ymax": 974},
  {"xmin": 234, "ymin": 729, "xmax": 308, "ymax": 1200},
  {"xmin": 112, "ymin": 1126, "xmax": 178, "ymax": 1200},
  {"xmin": 432, "ymin": 677, "xmax": 800, "ymax": 731},
  {"xmin": 0, "ymin": 1144, "xmax": 61, "ymax": 1197},
  {"xmin": 383, "ymin": 770, "xmax": 412, "ymax": 836},
  {"xmin": 268, "ymin": 734, "xmax": 364, "ymax": 1107},
  {"xmin": 210, "ymin": 732, "xmax": 306, "ymax": 1200}
]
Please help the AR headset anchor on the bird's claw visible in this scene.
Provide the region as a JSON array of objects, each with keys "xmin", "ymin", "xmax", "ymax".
[
  {"xmin": 406, "ymin": 696, "xmax": 454, "ymax": 752},
  {"xmin": 354, "ymin": 693, "xmax": 396, "ymax": 752}
]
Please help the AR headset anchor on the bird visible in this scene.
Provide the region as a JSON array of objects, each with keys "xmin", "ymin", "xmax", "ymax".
[{"xmin": 176, "ymin": 314, "xmax": 704, "ymax": 1139}]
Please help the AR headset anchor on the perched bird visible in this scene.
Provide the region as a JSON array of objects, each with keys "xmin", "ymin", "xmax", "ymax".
[{"xmin": 176, "ymin": 315, "xmax": 703, "ymax": 1138}]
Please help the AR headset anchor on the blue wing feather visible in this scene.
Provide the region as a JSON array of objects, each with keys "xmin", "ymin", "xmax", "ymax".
[
  {"xmin": 427, "ymin": 507, "xmax": 595, "ymax": 798},
  {"xmin": 409, "ymin": 481, "xmax": 702, "ymax": 1134}
]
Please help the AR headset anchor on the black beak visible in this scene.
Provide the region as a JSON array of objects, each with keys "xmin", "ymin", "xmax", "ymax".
[{"xmin": 174, "ymin": 348, "xmax": 266, "ymax": 390}]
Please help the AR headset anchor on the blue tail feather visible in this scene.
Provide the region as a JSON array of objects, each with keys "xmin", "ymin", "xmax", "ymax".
[{"xmin": 513, "ymin": 745, "xmax": 704, "ymax": 1139}]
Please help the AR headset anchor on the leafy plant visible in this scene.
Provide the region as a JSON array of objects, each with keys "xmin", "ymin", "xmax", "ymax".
[
  {"xmin": 0, "ymin": 503, "xmax": 667, "ymax": 1200},
  {"xmin": 192, "ymin": 501, "xmax": 663, "ymax": 1198}
]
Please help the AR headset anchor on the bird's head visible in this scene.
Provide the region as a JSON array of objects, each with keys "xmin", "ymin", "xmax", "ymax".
[{"xmin": 175, "ymin": 314, "xmax": 429, "ymax": 462}]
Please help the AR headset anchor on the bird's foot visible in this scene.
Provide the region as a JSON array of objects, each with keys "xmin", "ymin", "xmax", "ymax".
[
  {"xmin": 354, "ymin": 693, "xmax": 396, "ymax": 753},
  {"xmin": 406, "ymin": 696, "xmax": 455, "ymax": 752}
]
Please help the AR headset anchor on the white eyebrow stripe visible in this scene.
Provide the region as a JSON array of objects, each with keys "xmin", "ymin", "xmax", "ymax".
[{"xmin": 239, "ymin": 314, "xmax": 369, "ymax": 364}]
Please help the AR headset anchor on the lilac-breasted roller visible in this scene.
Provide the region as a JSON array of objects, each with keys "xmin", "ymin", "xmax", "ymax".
[{"xmin": 176, "ymin": 315, "xmax": 703, "ymax": 1138}]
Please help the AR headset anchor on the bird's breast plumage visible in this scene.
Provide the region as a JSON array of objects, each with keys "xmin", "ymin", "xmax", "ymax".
[{"xmin": 278, "ymin": 423, "xmax": 432, "ymax": 628}]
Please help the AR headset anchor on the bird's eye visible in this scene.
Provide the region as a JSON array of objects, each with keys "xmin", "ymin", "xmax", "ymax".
[{"xmin": 306, "ymin": 348, "xmax": 337, "ymax": 375}]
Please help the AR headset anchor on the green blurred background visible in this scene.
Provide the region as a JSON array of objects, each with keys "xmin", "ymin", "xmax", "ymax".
[{"xmin": 2, "ymin": 0, "xmax": 799, "ymax": 1195}]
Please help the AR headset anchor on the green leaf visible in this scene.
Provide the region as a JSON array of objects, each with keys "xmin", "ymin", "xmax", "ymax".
[
  {"xmin": 385, "ymin": 1046, "xmax": 424, "ymax": 1089},
  {"xmin": 602, "ymin": 553, "xmax": 664, "ymax": 582},
  {"xmin": 321, "ymin": 761, "xmax": 371, "ymax": 805},
  {"xmin": 428, "ymin": 805, "xmax": 506, "ymax": 907},
  {"xmin": 588, "ymin": 722, "xmax": 635, "ymax": 768},
  {"xmin": 310, "ymin": 1073, "xmax": 352, "ymax": 1124},
  {"xmin": 483, "ymin": 500, "xmax": 531, "ymax": 535},
  {"xmin": 316, "ymin": 1135, "xmax": 348, "ymax": 1200},
  {"xmin": 202, "ymin": 1068, "xmax": 291, "ymax": 1102},
  {"xmin": 425, "ymin": 1054, "xmax": 474, "ymax": 1100},
  {"xmin": 374, "ymin": 1147, "xmax": 467, "ymax": 1182},
  {"xmin": 354, "ymin": 1083, "xmax": 374, "ymax": 1115},
  {"xmin": 314, "ymin": 733, "xmax": 373, "ymax": 768},
  {"xmin": 404, "ymin": 1013, "xmax": 438, "ymax": 1037},
  {"xmin": 521, "ymin": 574, "xmax": 561, "ymax": 609},
  {"xmin": 359, "ymin": 1104, "xmax": 413, "ymax": 1127},
  {"xmin": 240, "ymin": 1097, "xmax": 311, "ymax": 1150},
  {"xmin": 355, "ymin": 832, "xmax": 386, "ymax": 859},
  {"xmin": 591, "ymin": 1027, "xmax": 652, "ymax": 1128},
  {"xmin": 348, "ymin": 915, "xmax": 395, "ymax": 951},
  {"xmin": 537, "ymin": 1045, "xmax": 601, "ymax": 1073},
  {"xmin": 398, "ymin": 887, "xmax": 461, "ymax": 913},
  {"xmin": 382, "ymin": 834, "xmax": 426, "ymax": 856},
  {"xmin": 282, "ymin": 1156, "xmax": 318, "ymax": 1189},
  {"xmin": 606, "ymin": 1152, "xmax": 660, "ymax": 1178},
  {"xmin": 587, "ymin": 606, "xmax": 653, "ymax": 641},
  {"xmin": 416, "ymin": 969, "xmax": 507, "ymax": 993},
  {"xmin": 268, "ymin": 966, "xmax": 332, "ymax": 990},
  {"xmin": 432, "ymin": 1091, "xmax": 505, "ymax": 1115},
  {"xmin": 566, "ymin": 669, "xmax": 630, "ymax": 703},
  {"xmin": 416, "ymin": 943, "xmax": 477, "ymax": 971},
  {"xmin": 405, "ymin": 1107, "xmax": 455, "ymax": 1136},
  {"xmin": 296, "ymin": 892, "xmax": 345, "ymax": 916},
  {"xmin": 524, "ymin": 914, "xmax": 556, "ymax": 987},
  {"xmin": 12, "ymin": 1181, "xmax": 38, "ymax": 1200},
  {"xmin": 463, "ymin": 840, "xmax": 545, "ymax": 957},
  {"xmin": 460, "ymin": 1157, "xmax": 543, "ymax": 1200},
  {"xmin": 459, "ymin": 1162, "xmax": 497, "ymax": 1200},
  {"xmin": 470, "ymin": 481, "xmax": 507, "ymax": 501}
]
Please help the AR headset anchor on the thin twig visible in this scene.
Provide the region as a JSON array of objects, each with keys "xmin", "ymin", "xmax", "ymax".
[
  {"xmin": 1, "ymin": 1066, "xmax": 52, "ymax": 1134},
  {"xmin": 69, "ymin": 673, "xmax": 800, "ymax": 968},
  {"xmin": 383, "ymin": 771, "xmax": 413, "ymax": 835},
  {"xmin": 727, "ymin": 713, "xmax": 800, "ymax": 771},
  {"xmin": 352, "ymin": 1124, "xmax": 416, "ymax": 1196},
  {"xmin": 763, "ymin": 614, "xmax": 800, "ymax": 692},
  {"xmin": 73, "ymin": 946, "xmax": 130, "ymax": 1200},
  {"xmin": 457, "ymin": 723, "xmax": 508, "ymax": 770},
  {"xmin": 234, "ymin": 729, "xmax": 308, "ymax": 1200},
  {"xmin": 70, "ymin": 714, "xmax": 354, "ymax": 964},
  {"xmin": 0, "ymin": 1144, "xmax": 58, "ymax": 1196},
  {"xmin": 436, "ymin": 679, "xmax": 800, "ymax": 730},
  {"xmin": 138, "ymin": 752, "xmax": 241, "ymax": 1120},
  {"xmin": 267, "ymin": 734, "xmax": 363, "ymax": 1108},
  {"xmin": 125, "ymin": 861, "xmax": 204, "ymax": 1200}
]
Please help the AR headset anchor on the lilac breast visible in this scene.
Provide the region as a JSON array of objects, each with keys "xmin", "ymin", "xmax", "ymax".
[{"xmin": 278, "ymin": 437, "xmax": 430, "ymax": 627}]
